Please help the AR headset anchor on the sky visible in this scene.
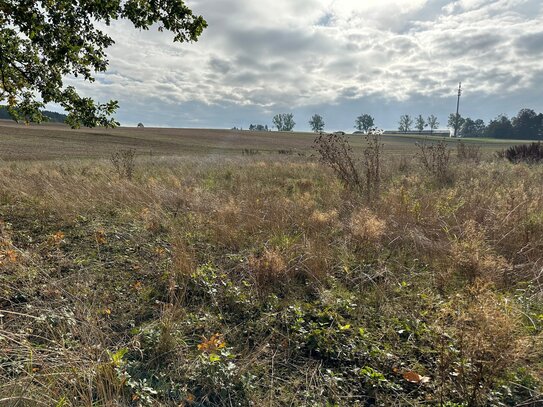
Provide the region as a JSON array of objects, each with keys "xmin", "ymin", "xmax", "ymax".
[{"xmin": 65, "ymin": 0, "xmax": 543, "ymax": 131}]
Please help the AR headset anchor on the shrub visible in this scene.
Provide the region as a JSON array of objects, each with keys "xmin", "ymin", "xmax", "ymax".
[
  {"xmin": 313, "ymin": 132, "xmax": 361, "ymax": 191},
  {"xmin": 110, "ymin": 148, "xmax": 136, "ymax": 180},
  {"xmin": 363, "ymin": 135, "xmax": 383, "ymax": 202},
  {"xmin": 350, "ymin": 208, "xmax": 386, "ymax": 245},
  {"xmin": 501, "ymin": 142, "xmax": 543, "ymax": 163},
  {"xmin": 416, "ymin": 141, "xmax": 451, "ymax": 184},
  {"xmin": 435, "ymin": 282, "xmax": 523, "ymax": 406}
]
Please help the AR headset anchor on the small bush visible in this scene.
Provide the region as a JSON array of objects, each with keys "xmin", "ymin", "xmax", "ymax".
[
  {"xmin": 363, "ymin": 135, "xmax": 383, "ymax": 202},
  {"xmin": 502, "ymin": 142, "xmax": 543, "ymax": 163},
  {"xmin": 110, "ymin": 148, "xmax": 136, "ymax": 179},
  {"xmin": 435, "ymin": 282, "xmax": 523, "ymax": 406},
  {"xmin": 350, "ymin": 208, "xmax": 386, "ymax": 245},
  {"xmin": 416, "ymin": 141, "xmax": 451, "ymax": 184},
  {"xmin": 313, "ymin": 133, "xmax": 361, "ymax": 191}
]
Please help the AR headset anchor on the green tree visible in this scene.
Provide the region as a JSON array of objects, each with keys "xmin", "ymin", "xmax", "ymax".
[
  {"xmin": 473, "ymin": 119, "xmax": 486, "ymax": 137},
  {"xmin": 273, "ymin": 113, "xmax": 295, "ymax": 131},
  {"xmin": 309, "ymin": 114, "xmax": 325, "ymax": 133},
  {"xmin": 485, "ymin": 115, "xmax": 513, "ymax": 139},
  {"xmin": 512, "ymin": 108, "xmax": 542, "ymax": 139},
  {"xmin": 415, "ymin": 114, "xmax": 426, "ymax": 133},
  {"xmin": 427, "ymin": 114, "xmax": 439, "ymax": 134},
  {"xmin": 355, "ymin": 114, "xmax": 375, "ymax": 133},
  {"xmin": 460, "ymin": 118, "xmax": 476, "ymax": 137},
  {"xmin": 398, "ymin": 115, "xmax": 413, "ymax": 133},
  {"xmin": 448, "ymin": 113, "xmax": 465, "ymax": 137},
  {"xmin": 460, "ymin": 118, "xmax": 486, "ymax": 137},
  {"xmin": 0, "ymin": 1, "xmax": 207, "ymax": 128}
]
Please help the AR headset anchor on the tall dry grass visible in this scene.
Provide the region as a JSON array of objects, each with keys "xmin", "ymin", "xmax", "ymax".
[{"xmin": 0, "ymin": 152, "xmax": 542, "ymax": 405}]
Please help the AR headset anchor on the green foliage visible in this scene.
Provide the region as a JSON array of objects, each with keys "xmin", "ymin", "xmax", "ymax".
[
  {"xmin": 273, "ymin": 113, "xmax": 296, "ymax": 131},
  {"xmin": 427, "ymin": 114, "xmax": 439, "ymax": 133},
  {"xmin": 355, "ymin": 113, "xmax": 375, "ymax": 132},
  {"xmin": 415, "ymin": 114, "xmax": 427, "ymax": 133},
  {"xmin": 448, "ymin": 113, "xmax": 465, "ymax": 136},
  {"xmin": 485, "ymin": 114, "xmax": 513, "ymax": 139},
  {"xmin": 0, "ymin": 0, "xmax": 207, "ymax": 128},
  {"xmin": 512, "ymin": 108, "xmax": 542, "ymax": 139},
  {"xmin": 398, "ymin": 114, "xmax": 413, "ymax": 133},
  {"xmin": 0, "ymin": 106, "xmax": 67, "ymax": 123},
  {"xmin": 309, "ymin": 113, "xmax": 325, "ymax": 133},
  {"xmin": 461, "ymin": 117, "xmax": 486, "ymax": 137}
]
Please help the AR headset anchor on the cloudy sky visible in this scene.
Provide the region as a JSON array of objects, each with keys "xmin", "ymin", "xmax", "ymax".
[{"xmin": 68, "ymin": 0, "xmax": 543, "ymax": 131}]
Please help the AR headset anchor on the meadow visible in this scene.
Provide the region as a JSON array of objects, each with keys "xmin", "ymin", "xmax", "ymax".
[{"xmin": 0, "ymin": 121, "xmax": 542, "ymax": 406}]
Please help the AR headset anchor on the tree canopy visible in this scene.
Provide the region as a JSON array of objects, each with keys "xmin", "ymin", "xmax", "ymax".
[
  {"xmin": 0, "ymin": 0, "xmax": 207, "ymax": 128},
  {"xmin": 354, "ymin": 114, "xmax": 374, "ymax": 133},
  {"xmin": 415, "ymin": 114, "xmax": 426, "ymax": 133},
  {"xmin": 309, "ymin": 114, "xmax": 325, "ymax": 133},
  {"xmin": 398, "ymin": 114, "xmax": 412, "ymax": 133},
  {"xmin": 427, "ymin": 114, "xmax": 439, "ymax": 134},
  {"xmin": 273, "ymin": 113, "xmax": 295, "ymax": 131}
]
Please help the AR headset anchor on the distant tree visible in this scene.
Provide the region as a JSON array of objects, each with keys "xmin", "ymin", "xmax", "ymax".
[
  {"xmin": 485, "ymin": 115, "xmax": 513, "ymax": 139},
  {"xmin": 273, "ymin": 115, "xmax": 283, "ymax": 131},
  {"xmin": 249, "ymin": 124, "xmax": 268, "ymax": 131},
  {"xmin": 355, "ymin": 114, "xmax": 375, "ymax": 133},
  {"xmin": 512, "ymin": 108, "xmax": 542, "ymax": 139},
  {"xmin": 448, "ymin": 113, "xmax": 465, "ymax": 137},
  {"xmin": 460, "ymin": 118, "xmax": 475, "ymax": 137},
  {"xmin": 273, "ymin": 113, "xmax": 295, "ymax": 131},
  {"xmin": 427, "ymin": 114, "xmax": 439, "ymax": 134},
  {"xmin": 415, "ymin": 115, "xmax": 426, "ymax": 133},
  {"xmin": 309, "ymin": 114, "xmax": 325, "ymax": 133},
  {"xmin": 398, "ymin": 115, "xmax": 413, "ymax": 133},
  {"xmin": 460, "ymin": 118, "xmax": 486, "ymax": 137},
  {"xmin": 0, "ymin": 106, "xmax": 67, "ymax": 123},
  {"xmin": 137, "ymin": 122, "xmax": 144, "ymax": 128},
  {"xmin": 473, "ymin": 119, "xmax": 486, "ymax": 137}
]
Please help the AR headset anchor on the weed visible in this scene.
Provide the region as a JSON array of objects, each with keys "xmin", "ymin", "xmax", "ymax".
[
  {"xmin": 435, "ymin": 282, "xmax": 524, "ymax": 406},
  {"xmin": 416, "ymin": 140, "xmax": 452, "ymax": 184},
  {"xmin": 363, "ymin": 135, "xmax": 383, "ymax": 202},
  {"xmin": 313, "ymin": 132, "xmax": 361, "ymax": 191},
  {"xmin": 110, "ymin": 148, "xmax": 136, "ymax": 180},
  {"xmin": 457, "ymin": 141, "xmax": 482, "ymax": 163}
]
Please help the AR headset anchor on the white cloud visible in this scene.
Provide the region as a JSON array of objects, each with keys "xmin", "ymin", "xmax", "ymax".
[{"xmin": 63, "ymin": 0, "xmax": 543, "ymax": 129}]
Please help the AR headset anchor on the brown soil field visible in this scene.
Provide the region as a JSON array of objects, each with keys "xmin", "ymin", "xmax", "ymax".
[{"xmin": 0, "ymin": 119, "xmax": 529, "ymax": 161}]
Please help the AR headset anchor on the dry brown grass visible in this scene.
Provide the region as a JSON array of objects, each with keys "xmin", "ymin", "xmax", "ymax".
[{"xmin": 0, "ymin": 150, "xmax": 542, "ymax": 405}]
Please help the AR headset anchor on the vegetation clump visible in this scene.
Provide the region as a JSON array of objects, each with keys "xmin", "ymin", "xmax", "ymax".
[{"xmin": 501, "ymin": 142, "xmax": 543, "ymax": 163}]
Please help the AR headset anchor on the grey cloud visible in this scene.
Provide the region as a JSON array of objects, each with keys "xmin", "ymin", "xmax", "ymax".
[
  {"xmin": 515, "ymin": 31, "xmax": 543, "ymax": 55},
  {"xmin": 208, "ymin": 57, "xmax": 232, "ymax": 74}
]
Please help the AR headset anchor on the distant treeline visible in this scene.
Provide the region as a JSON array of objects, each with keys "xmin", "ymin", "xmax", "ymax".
[
  {"xmin": 450, "ymin": 108, "xmax": 543, "ymax": 140},
  {"xmin": 0, "ymin": 106, "xmax": 67, "ymax": 123}
]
